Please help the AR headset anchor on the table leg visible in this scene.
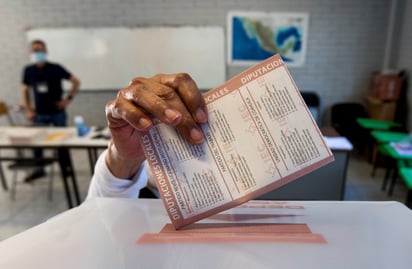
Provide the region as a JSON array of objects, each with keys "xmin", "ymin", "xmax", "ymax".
[
  {"xmin": 57, "ymin": 148, "xmax": 81, "ymax": 207},
  {"xmin": 388, "ymin": 169, "xmax": 399, "ymax": 196},
  {"xmin": 57, "ymin": 150, "xmax": 73, "ymax": 208},
  {"xmin": 381, "ymin": 167, "xmax": 392, "ymax": 191},
  {"xmin": 92, "ymin": 148, "xmax": 98, "ymax": 164},
  {"xmin": 87, "ymin": 148, "xmax": 100, "ymax": 176},
  {"xmin": 406, "ymin": 190, "xmax": 412, "ymax": 208},
  {"xmin": 381, "ymin": 158, "xmax": 396, "ymax": 191},
  {"xmin": 87, "ymin": 148, "xmax": 95, "ymax": 176},
  {"xmin": 65, "ymin": 148, "xmax": 81, "ymax": 205},
  {"xmin": 0, "ymin": 150, "xmax": 9, "ymax": 191},
  {"xmin": 0, "ymin": 162, "xmax": 8, "ymax": 191}
]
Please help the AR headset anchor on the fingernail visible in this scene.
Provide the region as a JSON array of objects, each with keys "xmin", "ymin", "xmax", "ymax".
[
  {"xmin": 190, "ymin": 128, "xmax": 204, "ymax": 143},
  {"xmin": 195, "ymin": 108, "xmax": 207, "ymax": 123},
  {"xmin": 139, "ymin": 118, "xmax": 152, "ymax": 129},
  {"xmin": 165, "ymin": 109, "xmax": 181, "ymax": 123}
]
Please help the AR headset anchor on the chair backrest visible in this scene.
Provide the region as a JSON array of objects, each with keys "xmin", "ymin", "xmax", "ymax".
[
  {"xmin": 301, "ymin": 92, "xmax": 320, "ymax": 107},
  {"xmin": 331, "ymin": 102, "xmax": 367, "ymax": 140},
  {"xmin": 331, "ymin": 103, "xmax": 367, "ymax": 126},
  {"xmin": 0, "ymin": 101, "xmax": 9, "ymax": 116},
  {"xmin": 0, "ymin": 101, "xmax": 15, "ymax": 125},
  {"xmin": 301, "ymin": 91, "xmax": 321, "ymax": 123}
]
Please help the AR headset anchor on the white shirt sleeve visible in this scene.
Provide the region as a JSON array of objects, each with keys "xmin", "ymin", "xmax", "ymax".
[{"xmin": 85, "ymin": 149, "xmax": 148, "ymax": 200}]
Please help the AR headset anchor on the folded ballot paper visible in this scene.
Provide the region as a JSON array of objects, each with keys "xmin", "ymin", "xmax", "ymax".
[
  {"xmin": 7, "ymin": 128, "xmax": 46, "ymax": 144},
  {"xmin": 141, "ymin": 54, "xmax": 334, "ymax": 229}
]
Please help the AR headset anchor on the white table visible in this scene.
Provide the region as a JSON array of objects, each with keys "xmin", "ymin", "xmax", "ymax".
[
  {"xmin": 0, "ymin": 126, "xmax": 109, "ymax": 207},
  {"xmin": 0, "ymin": 198, "xmax": 411, "ymax": 268}
]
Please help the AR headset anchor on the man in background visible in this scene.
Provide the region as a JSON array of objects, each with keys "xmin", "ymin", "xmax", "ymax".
[{"xmin": 22, "ymin": 39, "xmax": 80, "ymax": 182}]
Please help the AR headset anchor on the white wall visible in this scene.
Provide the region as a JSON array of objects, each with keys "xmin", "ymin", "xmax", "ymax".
[{"xmin": 0, "ymin": 0, "xmax": 391, "ymax": 126}]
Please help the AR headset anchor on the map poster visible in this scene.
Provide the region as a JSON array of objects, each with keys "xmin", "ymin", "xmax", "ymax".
[{"xmin": 227, "ymin": 11, "xmax": 309, "ymax": 67}]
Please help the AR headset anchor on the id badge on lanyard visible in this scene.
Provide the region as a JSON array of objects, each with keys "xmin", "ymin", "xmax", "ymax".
[{"xmin": 37, "ymin": 82, "xmax": 48, "ymax": 93}]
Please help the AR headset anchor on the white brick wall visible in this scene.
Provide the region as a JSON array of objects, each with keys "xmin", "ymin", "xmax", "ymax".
[{"xmin": 0, "ymin": 0, "xmax": 391, "ymax": 126}]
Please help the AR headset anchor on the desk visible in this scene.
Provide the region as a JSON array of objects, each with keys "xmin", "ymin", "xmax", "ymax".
[
  {"xmin": 0, "ymin": 127, "xmax": 109, "ymax": 208},
  {"xmin": 0, "ymin": 127, "xmax": 79, "ymax": 208},
  {"xmin": 0, "ymin": 198, "xmax": 411, "ymax": 268}
]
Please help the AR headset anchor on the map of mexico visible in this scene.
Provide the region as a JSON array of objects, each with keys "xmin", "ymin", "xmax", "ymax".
[{"xmin": 228, "ymin": 11, "xmax": 309, "ymax": 66}]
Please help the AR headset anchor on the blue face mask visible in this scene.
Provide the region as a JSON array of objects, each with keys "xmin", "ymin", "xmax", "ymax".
[{"xmin": 31, "ymin": 52, "xmax": 47, "ymax": 63}]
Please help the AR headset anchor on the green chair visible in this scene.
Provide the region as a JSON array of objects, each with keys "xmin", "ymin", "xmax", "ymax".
[
  {"xmin": 370, "ymin": 131, "xmax": 409, "ymax": 178},
  {"xmin": 384, "ymin": 160, "xmax": 411, "ymax": 195},
  {"xmin": 371, "ymin": 144, "xmax": 391, "ymax": 178},
  {"xmin": 356, "ymin": 118, "xmax": 401, "ymax": 131}
]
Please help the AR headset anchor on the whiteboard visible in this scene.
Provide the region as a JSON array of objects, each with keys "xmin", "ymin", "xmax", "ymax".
[{"xmin": 26, "ymin": 27, "xmax": 226, "ymax": 90}]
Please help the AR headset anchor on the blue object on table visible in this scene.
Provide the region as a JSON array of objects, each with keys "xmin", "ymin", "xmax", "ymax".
[{"xmin": 74, "ymin": 116, "xmax": 90, "ymax": 137}]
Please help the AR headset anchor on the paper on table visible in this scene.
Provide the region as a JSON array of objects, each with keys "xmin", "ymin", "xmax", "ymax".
[
  {"xmin": 389, "ymin": 133, "xmax": 412, "ymax": 156},
  {"xmin": 7, "ymin": 127, "xmax": 46, "ymax": 144},
  {"xmin": 141, "ymin": 54, "xmax": 334, "ymax": 229},
  {"xmin": 390, "ymin": 142, "xmax": 412, "ymax": 156},
  {"xmin": 42, "ymin": 131, "xmax": 72, "ymax": 142},
  {"xmin": 323, "ymin": 136, "xmax": 353, "ymax": 151}
]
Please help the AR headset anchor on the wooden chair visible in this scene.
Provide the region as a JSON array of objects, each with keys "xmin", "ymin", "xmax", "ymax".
[{"xmin": 0, "ymin": 101, "xmax": 57, "ymax": 200}]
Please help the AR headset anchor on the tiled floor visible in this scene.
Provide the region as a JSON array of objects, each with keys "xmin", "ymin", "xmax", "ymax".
[
  {"xmin": 344, "ymin": 153, "xmax": 408, "ymax": 202},
  {"xmin": 0, "ymin": 150, "xmax": 410, "ymax": 241},
  {"xmin": 0, "ymin": 148, "xmax": 94, "ymax": 241}
]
